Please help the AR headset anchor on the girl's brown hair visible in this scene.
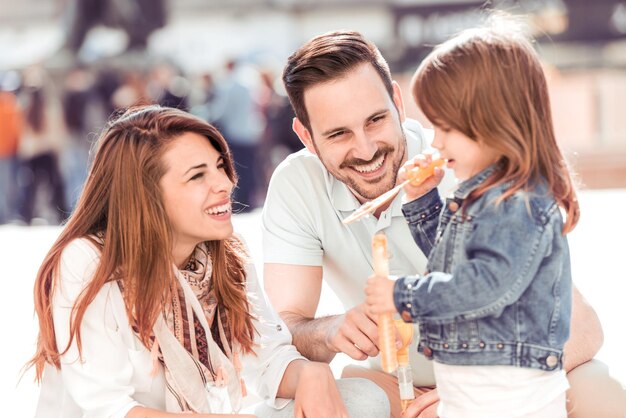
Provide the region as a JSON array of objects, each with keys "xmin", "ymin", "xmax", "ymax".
[
  {"xmin": 411, "ymin": 19, "xmax": 579, "ymax": 233},
  {"xmin": 29, "ymin": 105, "xmax": 255, "ymax": 381}
]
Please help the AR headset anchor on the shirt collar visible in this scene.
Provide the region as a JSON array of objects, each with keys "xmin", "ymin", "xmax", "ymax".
[{"xmin": 453, "ymin": 164, "xmax": 498, "ymax": 200}]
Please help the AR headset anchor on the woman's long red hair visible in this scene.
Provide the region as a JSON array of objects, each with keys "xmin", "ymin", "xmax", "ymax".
[{"xmin": 28, "ymin": 106, "xmax": 255, "ymax": 381}]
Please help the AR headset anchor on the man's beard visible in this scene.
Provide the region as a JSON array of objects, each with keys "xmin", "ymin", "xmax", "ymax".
[{"xmin": 315, "ymin": 132, "xmax": 407, "ymax": 201}]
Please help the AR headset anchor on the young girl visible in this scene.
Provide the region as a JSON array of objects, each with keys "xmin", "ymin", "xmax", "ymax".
[
  {"xmin": 365, "ymin": 22, "xmax": 579, "ymax": 418},
  {"xmin": 29, "ymin": 105, "xmax": 388, "ymax": 418}
]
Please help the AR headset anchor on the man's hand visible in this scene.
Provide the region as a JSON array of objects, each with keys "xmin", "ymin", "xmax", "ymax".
[
  {"xmin": 264, "ymin": 264, "xmax": 400, "ymax": 362},
  {"xmin": 403, "ymin": 388, "xmax": 439, "ymax": 418},
  {"xmin": 325, "ymin": 303, "xmax": 380, "ymax": 361}
]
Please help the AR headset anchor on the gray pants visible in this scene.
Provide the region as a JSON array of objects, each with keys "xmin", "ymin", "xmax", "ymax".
[{"xmin": 254, "ymin": 377, "xmax": 390, "ymax": 418}]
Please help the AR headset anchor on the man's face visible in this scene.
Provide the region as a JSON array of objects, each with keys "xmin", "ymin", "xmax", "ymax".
[{"xmin": 296, "ymin": 63, "xmax": 407, "ymax": 203}]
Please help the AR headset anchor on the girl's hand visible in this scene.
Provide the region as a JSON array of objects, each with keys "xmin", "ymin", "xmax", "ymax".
[
  {"xmin": 293, "ymin": 362, "xmax": 348, "ymax": 418},
  {"xmin": 364, "ymin": 274, "xmax": 397, "ymax": 315},
  {"xmin": 398, "ymin": 154, "xmax": 444, "ymax": 203}
]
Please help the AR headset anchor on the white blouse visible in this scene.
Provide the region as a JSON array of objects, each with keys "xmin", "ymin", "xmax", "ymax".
[{"xmin": 35, "ymin": 238, "xmax": 305, "ymax": 418}]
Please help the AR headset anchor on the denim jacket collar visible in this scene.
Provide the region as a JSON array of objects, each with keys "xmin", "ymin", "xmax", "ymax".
[{"xmin": 453, "ymin": 164, "xmax": 498, "ymax": 200}]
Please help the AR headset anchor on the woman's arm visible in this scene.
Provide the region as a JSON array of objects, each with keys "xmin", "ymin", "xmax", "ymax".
[
  {"xmin": 240, "ymin": 262, "xmax": 305, "ymax": 404},
  {"xmin": 52, "ymin": 240, "xmax": 145, "ymax": 417},
  {"xmin": 240, "ymin": 261, "xmax": 346, "ymax": 416}
]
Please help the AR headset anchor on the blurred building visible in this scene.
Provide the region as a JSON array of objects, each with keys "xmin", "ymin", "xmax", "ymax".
[{"xmin": 1, "ymin": 0, "xmax": 625, "ymax": 189}]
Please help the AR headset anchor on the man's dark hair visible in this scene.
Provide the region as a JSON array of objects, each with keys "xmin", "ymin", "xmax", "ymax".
[{"xmin": 282, "ymin": 30, "xmax": 393, "ymax": 132}]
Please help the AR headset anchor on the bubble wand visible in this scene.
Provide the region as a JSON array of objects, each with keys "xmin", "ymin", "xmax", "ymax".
[
  {"xmin": 394, "ymin": 319, "xmax": 415, "ymax": 413},
  {"xmin": 343, "ymin": 158, "xmax": 445, "ymax": 225},
  {"xmin": 371, "ymin": 233, "xmax": 397, "ymax": 374}
]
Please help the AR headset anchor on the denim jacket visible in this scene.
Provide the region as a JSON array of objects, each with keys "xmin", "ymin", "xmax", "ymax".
[{"xmin": 393, "ymin": 165, "xmax": 572, "ymax": 371}]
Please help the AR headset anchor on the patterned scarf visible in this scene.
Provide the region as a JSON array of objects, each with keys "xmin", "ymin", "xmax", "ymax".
[{"xmin": 150, "ymin": 242, "xmax": 245, "ymax": 413}]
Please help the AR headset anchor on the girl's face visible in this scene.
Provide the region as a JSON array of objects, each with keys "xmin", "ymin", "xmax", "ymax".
[
  {"xmin": 160, "ymin": 132, "xmax": 234, "ymax": 258},
  {"xmin": 431, "ymin": 125, "xmax": 501, "ymax": 181}
]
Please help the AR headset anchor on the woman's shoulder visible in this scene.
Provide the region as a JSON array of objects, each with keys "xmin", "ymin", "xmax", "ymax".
[
  {"xmin": 61, "ymin": 236, "xmax": 102, "ymax": 262},
  {"xmin": 228, "ymin": 234, "xmax": 253, "ymax": 264},
  {"xmin": 58, "ymin": 236, "xmax": 103, "ymax": 284}
]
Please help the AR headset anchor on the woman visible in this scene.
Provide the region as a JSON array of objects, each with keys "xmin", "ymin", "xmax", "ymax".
[{"xmin": 29, "ymin": 105, "xmax": 389, "ymax": 417}]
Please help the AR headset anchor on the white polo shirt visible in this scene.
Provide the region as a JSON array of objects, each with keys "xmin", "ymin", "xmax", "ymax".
[{"xmin": 262, "ymin": 119, "xmax": 456, "ymax": 386}]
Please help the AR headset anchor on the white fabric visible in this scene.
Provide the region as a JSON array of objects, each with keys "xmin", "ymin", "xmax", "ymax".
[
  {"xmin": 433, "ymin": 362, "xmax": 569, "ymax": 418},
  {"xmin": 262, "ymin": 119, "xmax": 457, "ymax": 386},
  {"xmin": 152, "ymin": 272, "xmax": 242, "ymax": 413},
  {"xmin": 35, "ymin": 237, "xmax": 305, "ymax": 418}
]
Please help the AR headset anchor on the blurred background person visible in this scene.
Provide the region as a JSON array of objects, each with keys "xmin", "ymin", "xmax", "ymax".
[
  {"xmin": 16, "ymin": 67, "xmax": 68, "ymax": 225},
  {"xmin": 211, "ymin": 59, "xmax": 265, "ymax": 212},
  {"xmin": 63, "ymin": 0, "xmax": 166, "ymax": 54},
  {"xmin": 0, "ymin": 80, "xmax": 23, "ymax": 224},
  {"xmin": 256, "ymin": 68, "xmax": 301, "ymax": 204},
  {"xmin": 147, "ymin": 60, "xmax": 191, "ymax": 111},
  {"xmin": 60, "ymin": 65, "xmax": 102, "ymax": 208}
]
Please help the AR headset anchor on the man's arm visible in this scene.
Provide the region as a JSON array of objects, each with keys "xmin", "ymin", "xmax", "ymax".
[
  {"xmin": 264, "ymin": 263, "xmax": 380, "ymax": 363},
  {"xmin": 563, "ymin": 285, "xmax": 604, "ymax": 372}
]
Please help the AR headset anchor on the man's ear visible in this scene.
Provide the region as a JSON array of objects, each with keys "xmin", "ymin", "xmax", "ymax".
[
  {"xmin": 392, "ymin": 80, "xmax": 406, "ymax": 123},
  {"xmin": 292, "ymin": 117, "xmax": 317, "ymax": 155}
]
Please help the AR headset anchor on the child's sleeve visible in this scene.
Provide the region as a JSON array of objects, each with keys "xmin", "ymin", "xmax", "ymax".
[{"xmin": 401, "ymin": 188, "xmax": 443, "ymax": 256}]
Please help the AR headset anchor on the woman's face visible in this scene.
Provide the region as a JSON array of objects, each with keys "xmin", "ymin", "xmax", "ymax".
[{"xmin": 160, "ymin": 132, "xmax": 234, "ymax": 257}]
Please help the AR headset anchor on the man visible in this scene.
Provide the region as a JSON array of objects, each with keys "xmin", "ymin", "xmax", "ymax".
[{"xmin": 262, "ymin": 30, "xmax": 613, "ymax": 418}]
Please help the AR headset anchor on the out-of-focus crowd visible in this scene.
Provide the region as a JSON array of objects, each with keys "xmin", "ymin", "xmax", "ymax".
[{"xmin": 0, "ymin": 58, "xmax": 301, "ymax": 225}]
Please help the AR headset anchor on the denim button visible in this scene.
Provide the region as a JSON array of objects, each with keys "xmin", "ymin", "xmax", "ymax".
[
  {"xmin": 443, "ymin": 343, "xmax": 449, "ymax": 349},
  {"xmin": 448, "ymin": 201, "xmax": 459, "ymax": 212},
  {"xmin": 406, "ymin": 302, "xmax": 412, "ymax": 308},
  {"xmin": 496, "ymin": 343, "xmax": 504, "ymax": 349},
  {"xmin": 423, "ymin": 347, "xmax": 433, "ymax": 357},
  {"xmin": 461, "ymin": 343, "xmax": 468, "ymax": 349},
  {"xmin": 479, "ymin": 341, "xmax": 486, "ymax": 348},
  {"xmin": 546, "ymin": 355, "xmax": 558, "ymax": 368}
]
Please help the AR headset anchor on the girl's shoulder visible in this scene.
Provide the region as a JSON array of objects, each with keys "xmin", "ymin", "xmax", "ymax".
[{"xmin": 477, "ymin": 181, "xmax": 559, "ymax": 224}]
